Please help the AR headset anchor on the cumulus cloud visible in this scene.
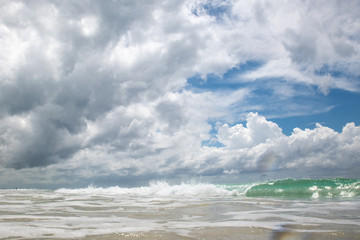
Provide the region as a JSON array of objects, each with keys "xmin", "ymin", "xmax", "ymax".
[
  {"xmin": 230, "ymin": 0, "xmax": 360, "ymax": 92},
  {"xmin": 198, "ymin": 113, "xmax": 360, "ymax": 178},
  {"xmin": 0, "ymin": 0, "xmax": 359, "ymax": 187},
  {"xmin": 217, "ymin": 112, "xmax": 284, "ymax": 149}
]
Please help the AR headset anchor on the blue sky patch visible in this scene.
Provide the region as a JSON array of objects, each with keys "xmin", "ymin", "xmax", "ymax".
[
  {"xmin": 186, "ymin": 61, "xmax": 263, "ymax": 91},
  {"xmin": 192, "ymin": 0, "xmax": 231, "ymax": 21},
  {"xmin": 187, "ymin": 61, "xmax": 360, "ymax": 136}
]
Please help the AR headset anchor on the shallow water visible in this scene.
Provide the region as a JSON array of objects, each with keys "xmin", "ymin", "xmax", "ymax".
[{"xmin": 0, "ymin": 180, "xmax": 360, "ymax": 239}]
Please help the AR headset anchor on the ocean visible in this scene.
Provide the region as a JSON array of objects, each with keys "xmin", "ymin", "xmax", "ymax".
[{"xmin": 0, "ymin": 178, "xmax": 359, "ymax": 239}]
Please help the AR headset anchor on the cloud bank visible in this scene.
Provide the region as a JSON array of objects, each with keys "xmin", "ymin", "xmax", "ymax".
[{"xmin": 0, "ymin": 0, "xmax": 359, "ymax": 187}]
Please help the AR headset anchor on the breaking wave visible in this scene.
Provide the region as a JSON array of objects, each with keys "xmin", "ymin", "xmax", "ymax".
[
  {"xmin": 56, "ymin": 181, "xmax": 240, "ymax": 197},
  {"xmin": 56, "ymin": 178, "xmax": 360, "ymax": 199},
  {"xmin": 244, "ymin": 178, "xmax": 360, "ymax": 198}
]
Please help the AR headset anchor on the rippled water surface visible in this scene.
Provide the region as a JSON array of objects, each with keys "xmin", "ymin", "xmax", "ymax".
[{"xmin": 1, "ymin": 180, "xmax": 360, "ymax": 239}]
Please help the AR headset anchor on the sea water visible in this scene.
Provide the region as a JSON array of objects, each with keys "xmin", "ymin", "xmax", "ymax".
[{"xmin": 0, "ymin": 178, "xmax": 359, "ymax": 239}]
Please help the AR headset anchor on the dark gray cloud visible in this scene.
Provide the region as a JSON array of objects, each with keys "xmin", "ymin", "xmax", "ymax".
[
  {"xmin": 283, "ymin": 29, "xmax": 317, "ymax": 65},
  {"xmin": 0, "ymin": 0, "xmax": 178, "ymax": 169},
  {"xmin": 156, "ymin": 100, "xmax": 186, "ymax": 134}
]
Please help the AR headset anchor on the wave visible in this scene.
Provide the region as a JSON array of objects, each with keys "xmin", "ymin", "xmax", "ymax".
[
  {"xmin": 56, "ymin": 178, "xmax": 360, "ymax": 199},
  {"xmin": 56, "ymin": 181, "xmax": 241, "ymax": 197},
  {"xmin": 244, "ymin": 178, "xmax": 360, "ymax": 198}
]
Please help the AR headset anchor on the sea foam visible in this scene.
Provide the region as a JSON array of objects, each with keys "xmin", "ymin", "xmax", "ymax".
[
  {"xmin": 1, "ymin": 178, "xmax": 360, "ymax": 239},
  {"xmin": 56, "ymin": 181, "xmax": 243, "ymax": 197},
  {"xmin": 56, "ymin": 178, "xmax": 360, "ymax": 199}
]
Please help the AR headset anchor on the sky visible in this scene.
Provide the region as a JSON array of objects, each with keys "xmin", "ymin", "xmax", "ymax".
[{"xmin": 0, "ymin": 0, "xmax": 360, "ymax": 188}]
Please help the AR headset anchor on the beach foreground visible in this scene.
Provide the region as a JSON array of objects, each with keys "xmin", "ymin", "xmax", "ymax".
[{"xmin": 1, "ymin": 179, "xmax": 359, "ymax": 239}]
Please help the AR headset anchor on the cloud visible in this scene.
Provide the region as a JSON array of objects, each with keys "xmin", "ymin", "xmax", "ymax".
[
  {"xmin": 1, "ymin": 110, "xmax": 359, "ymax": 187},
  {"xmin": 199, "ymin": 114, "xmax": 360, "ymax": 178},
  {"xmin": 217, "ymin": 112, "xmax": 284, "ymax": 149},
  {"xmin": 0, "ymin": 0, "xmax": 359, "ymax": 187},
  {"xmin": 230, "ymin": 0, "xmax": 360, "ymax": 92}
]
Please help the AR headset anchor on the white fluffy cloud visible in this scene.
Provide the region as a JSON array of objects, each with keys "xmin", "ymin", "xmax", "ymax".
[
  {"xmin": 218, "ymin": 112, "xmax": 284, "ymax": 149},
  {"xmin": 197, "ymin": 113, "xmax": 360, "ymax": 178},
  {"xmin": 2, "ymin": 111, "xmax": 359, "ymax": 187},
  {"xmin": 0, "ymin": 0, "xmax": 359, "ymax": 187}
]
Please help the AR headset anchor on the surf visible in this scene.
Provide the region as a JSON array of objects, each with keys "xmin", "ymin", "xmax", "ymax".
[
  {"xmin": 244, "ymin": 178, "xmax": 360, "ymax": 199},
  {"xmin": 56, "ymin": 178, "xmax": 360, "ymax": 200}
]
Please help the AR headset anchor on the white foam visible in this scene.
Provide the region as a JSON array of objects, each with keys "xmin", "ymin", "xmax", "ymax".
[
  {"xmin": 56, "ymin": 181, "xmax": 240, "ymax": 198},
  {"xmin": 1, "ymin": 187, "xmax": 360, "ymax": 239}
]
